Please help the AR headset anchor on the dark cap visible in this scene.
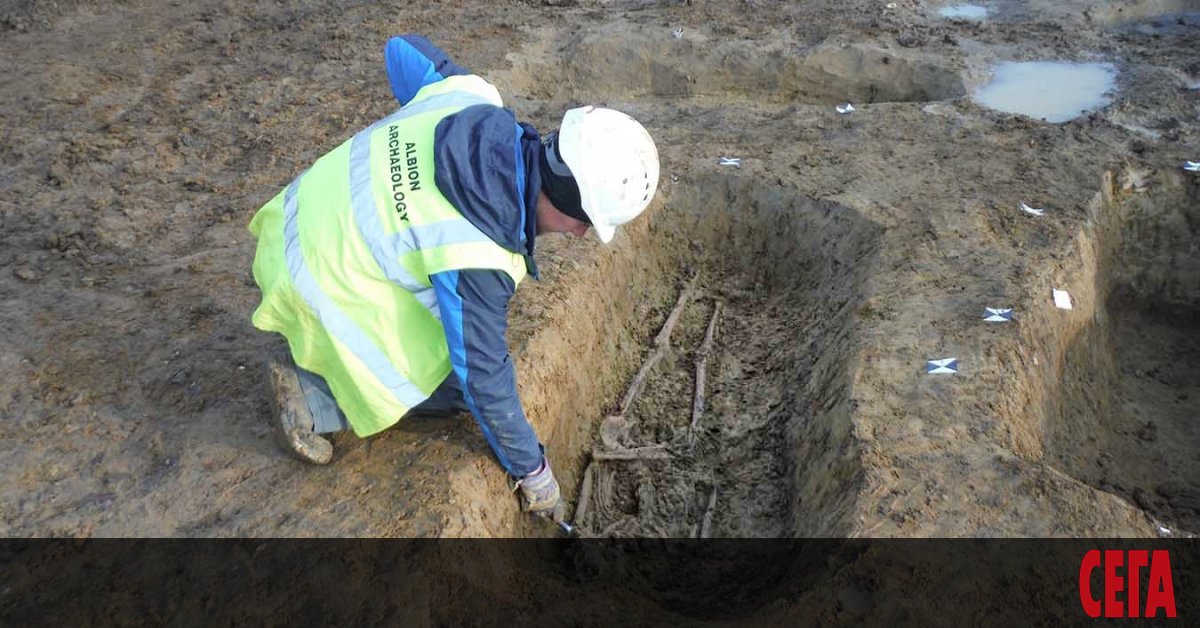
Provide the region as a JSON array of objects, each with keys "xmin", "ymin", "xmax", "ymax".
[{"xmin": 538, "ymin": 131, "xmax": 589, "ymax": 224}]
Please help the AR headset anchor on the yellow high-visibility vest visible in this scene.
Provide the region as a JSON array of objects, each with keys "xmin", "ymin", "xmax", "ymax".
[{"xmin": 248, "ymin": 75, "xmax": 527, "ymax": 436}]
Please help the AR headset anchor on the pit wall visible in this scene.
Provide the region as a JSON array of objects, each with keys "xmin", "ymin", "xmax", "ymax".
[
  {"xmin": 1103, "ymin": 172, "xmax": 1200, "ymax": 313},
  {"xmin": 497, "ymin": 22, "xmax": 965, "ymax": 105},
  {"xmin": 1044, "ymin": 170, "xmax": 1199, "ymax": 522},
  {"xmin": 444, "ymin": 179, "xmax": 687, "ymax": 537},
  {"xmin": 668, "ymin": 176, "xmax": 883, "ymax": 536},
  {"xmin": 985, "ymin": 166, "xmax": 1195, "ymax": 534},
  {"xmin": 444, "ymin": 175, "xmax": 883, "ymax": 537},
  {"xmin": 984, "ymin": 169, "xmax": 1183, "ymax": 458}
]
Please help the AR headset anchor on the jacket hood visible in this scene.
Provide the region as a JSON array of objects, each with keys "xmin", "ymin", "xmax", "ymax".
[{"xmin": 433, "ymin": 104, "xmax": 541, "ymax": 279}]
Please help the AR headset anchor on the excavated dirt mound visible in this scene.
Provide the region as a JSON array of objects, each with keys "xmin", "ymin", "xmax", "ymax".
[{"xmin": 1, "ymin": 0, "xmax": 1198, "ymax": 542}]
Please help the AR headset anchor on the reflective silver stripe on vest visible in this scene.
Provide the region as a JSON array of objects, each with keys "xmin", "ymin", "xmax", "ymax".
[
  {"xmin": 283, "ymin": 177, "xmax": 429, "ymax": 408},
  {"xmin": 348, "ymin": 90, "xmax": 498, "ymax": 317}
]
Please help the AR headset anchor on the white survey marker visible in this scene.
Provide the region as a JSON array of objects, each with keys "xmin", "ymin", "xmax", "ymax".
[
  {"xmin": 926, "ymin": 358, "xmax": 958, "ymax": 374},
  {"xmin": 718, "ymin": 157, "xmax": 742, "ymax": 167},
  {"xmin": 672, "ymin": 27, "xmax": 684, "ymax": 39},
  {"xmin": 1053, "ymin": 289, "xmax": 1073, "ymax": 310},
  {"xmin": 1019, "ymin": 202, "xmax": 1045, "ymax": 216},
  {"xmin": 836, "ymin": 103, "xmax": 855, "ymax": 114},
  {"xmin": 1184, "ymin": 161, "xmax": 1200, "ymax": 172},
  {"xmin": 983, "ymin": 307, "xmax": 1013, "ymax": 322}
]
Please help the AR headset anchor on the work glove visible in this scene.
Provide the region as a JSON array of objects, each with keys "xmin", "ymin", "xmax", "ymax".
[{"xmin": 513, "ymin": 458, "xmax": 565, "ymax": 523}]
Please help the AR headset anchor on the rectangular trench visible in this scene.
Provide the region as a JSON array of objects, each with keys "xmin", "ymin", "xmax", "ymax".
[
  {"xmin": 490, "ymin": 174, "xmax": 883, "ymax": 538},
  {"xmin": 1042, "ymin": 171, "xmax": 1200, "ymax": 533}
]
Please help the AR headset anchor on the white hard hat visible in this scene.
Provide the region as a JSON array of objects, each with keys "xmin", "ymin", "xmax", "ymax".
[{"xmin": 555, "ymin": 106, "xmax": 660, "ymax": 243}]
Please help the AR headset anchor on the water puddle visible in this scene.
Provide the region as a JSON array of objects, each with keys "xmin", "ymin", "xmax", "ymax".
[
  {"xmin": 974, "ymin": 61, "xmax": 1117, "ymax": 123},
  {"xmin": 939, "ymin": 5, "xmax": 988, "ymax": 20}
]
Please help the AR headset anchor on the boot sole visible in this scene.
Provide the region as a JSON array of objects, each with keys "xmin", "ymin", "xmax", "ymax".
[{"xmin": 266, "ymin": 358, "xmax": 334, "ymax": 465}]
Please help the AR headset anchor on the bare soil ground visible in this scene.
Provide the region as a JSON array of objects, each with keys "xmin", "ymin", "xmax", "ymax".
[{"xmin": 1, "ymin": 0, "xmax": 1198, "ymax": 539}]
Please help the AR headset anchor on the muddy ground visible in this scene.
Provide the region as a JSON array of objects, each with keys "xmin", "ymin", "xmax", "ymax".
[{"xmin": 1, "ymin": 0, "xmax": 1198, "ymax": 541}]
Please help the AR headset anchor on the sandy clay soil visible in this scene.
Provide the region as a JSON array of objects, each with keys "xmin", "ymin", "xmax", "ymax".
[{"xmin": 1, "ymin": 0, "xmax": 1199, "ymax": 544}]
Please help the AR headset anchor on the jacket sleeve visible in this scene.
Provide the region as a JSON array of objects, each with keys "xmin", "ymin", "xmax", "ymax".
[
  {"xmin": 430, "ymin": 268, "xmax": 543, "ymax": 477},
  {"xmin": 384, "ymin": 34, "xmax": 470, "ymax": 106}
]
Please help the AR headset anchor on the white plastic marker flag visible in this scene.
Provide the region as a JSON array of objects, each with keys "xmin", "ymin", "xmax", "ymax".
[
  {"xmin": 672, "ymin": 27, "xmax": 684, "ymax": 39},
  {"xmin": 1053, "ymin": 289, "xmax": 1073, "ymax": 310},
  {"xmin": 1019, "ymin": 202, "xmax": 1045, "ymax": 217},
  {"xmin": 983, "ymin": 307, "xmax": 1013, "ymax": 322},
  {"xmin": 718, "ymin": 157, "xmax": 742, "ymax": 167},
  {"xmin": 1184, "ymin": 161, "xmax": 1200, "ymax": 172},
  {"xmin": 836, "ymin": 103, "xmax": 855, "ymax": 114},
  {"xmin": 926, "ymin": 358, "xmax": 958, "ymax": 374}
]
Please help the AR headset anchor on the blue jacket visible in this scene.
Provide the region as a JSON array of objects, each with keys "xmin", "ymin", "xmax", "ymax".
[{"xmin": 386, "ymin": 34, "xmax": 544, "ymax": 477}]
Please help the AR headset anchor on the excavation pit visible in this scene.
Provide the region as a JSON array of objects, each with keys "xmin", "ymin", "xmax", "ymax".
[
  {"xmin": 1044, "ymin": 173, "xmax": 1200, "ymax": 533},
  {"xmin": 503, "ymin": 176, "xmax": 883, "ymax": 540},
  {"xmin": 500, "ymin": 24, "xmax": 965, "ymax": 105}
]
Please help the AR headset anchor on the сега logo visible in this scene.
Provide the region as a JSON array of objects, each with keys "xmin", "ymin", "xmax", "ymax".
[{"xmin": 1079, "ymin": 550, "xmax": 1176, "ymax": 619}]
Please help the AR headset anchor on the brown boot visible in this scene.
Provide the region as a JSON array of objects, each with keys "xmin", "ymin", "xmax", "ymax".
[{"xmin": 266, "ymin": 358, "xmax": 333, "ymax": 465}]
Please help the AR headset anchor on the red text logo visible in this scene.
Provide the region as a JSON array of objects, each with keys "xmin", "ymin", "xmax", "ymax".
[{"xmin": 1079, "ymin": 549, "xmax": 1176, "ymax": 618}]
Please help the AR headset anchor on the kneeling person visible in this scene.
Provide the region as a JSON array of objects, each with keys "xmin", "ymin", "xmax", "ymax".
[{"xmin": 247, "ymin": 34, "xmax": 660, "ymax": 521}]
